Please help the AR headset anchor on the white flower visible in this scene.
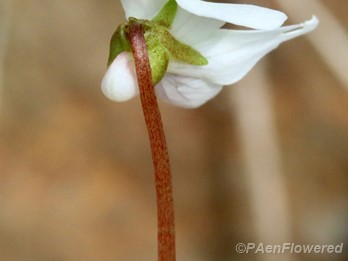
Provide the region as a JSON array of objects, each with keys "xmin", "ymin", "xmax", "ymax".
[{"xmin": 101, "ymin": 0, "xmax": 318, "ymax": 108}]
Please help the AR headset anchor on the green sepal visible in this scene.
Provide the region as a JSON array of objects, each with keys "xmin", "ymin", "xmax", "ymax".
[
  {"xmin": 107, "ymin": 24, "xmax": 131, "ymax": 66},
  {"xmin": 145, "ymin": 32, "xmax": 170, "ymax": 84},
  {"xmin": 151, "ymin": 0, "xmax": 178, "ymax": 28},
  {"xmin": 143, "ymin": 24, "xmax": 207, "ymax": 85},
  {"xmin": 106, "ymin": 1, "xmax": 208, "ymax": 85},
  {"xmin": 148, "ymin": 26, "xmax": 208, "ymax": 66},
  {"xmin": 139, "ymin": 18, "xmax": 208, "ymax": 84}
]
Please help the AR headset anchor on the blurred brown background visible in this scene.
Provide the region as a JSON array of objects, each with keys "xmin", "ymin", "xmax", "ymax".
[{"xmin": 0, "ymin": 0, "xmax": 347, "ymax": 260}]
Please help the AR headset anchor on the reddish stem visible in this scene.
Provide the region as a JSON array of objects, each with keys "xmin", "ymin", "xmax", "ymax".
[{"xmin": 129, "ymin": 22, "xmax": 176, "ymax": 261}]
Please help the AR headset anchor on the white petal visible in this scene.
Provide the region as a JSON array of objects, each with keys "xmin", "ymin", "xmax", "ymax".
[
  {"xmin": 120, "ymin": 0, "xmax": 167, "ymax": 20},
  {"xmin": 156, "ymin": 74, "xmax": 223, "ymax": 108},
  {"xmin": 278, "ymin": 16, "xmax": 319, "ymax": 41},
  {"xmin": 101, "ymin": 52, "xmax": 139, "ymax": 102},
  {"xmin": 168, "ymin": 16, "xmax": 319, "ymax": 85},
  {"xmin": 176, "ymin": 0, "xmax": 287, "ymax": 30},
  {"xmin": 170, "ymin": 6, "xmax": 224, "ymax": 47}
]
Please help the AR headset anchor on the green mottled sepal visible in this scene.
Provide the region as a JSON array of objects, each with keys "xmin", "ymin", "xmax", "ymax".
[
  {"xmin": 107, "ymin": 24, "xmax": 131, "ymax": 66},
  {"xmin": 107, "ymin": 0, "xmax": 208, "ymax": 85},
  {"xmin": 145, "ymin": 32, "xmax": 170, "ymax": 84},
  {"xmin": 151, "ymin": 26, "xmax": 208, "ymax": 66},
  {"xmin": 152, "ymin": 0, "xmax": 178, "ymax": 28}
]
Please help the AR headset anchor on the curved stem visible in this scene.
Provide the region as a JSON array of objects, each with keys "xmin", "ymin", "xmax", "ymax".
[{"xmin": 129, "ymin": 22, "xmax": 176, "ymax": 261}]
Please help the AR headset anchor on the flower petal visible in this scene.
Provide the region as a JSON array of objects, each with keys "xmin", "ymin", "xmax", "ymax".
[
  {"xmin": 176, "ymin": 0, "xmax": 287, "ymax": 30},
  {"xmin": 155, "ymin": 74, "xmax": 223, "ymax": 108},
  {"xmin": 170, "ymin": 6, "xmax": 224, "ymax": 47},
  {"xmin": 168, "ymin": 16, "xmax": 319, "ymax": 85},
  {"xmin": 101, "ymin": 52, "xmax": 138, "ymax": 102},
  {"xmin": 120, "ymin": 0, "xmax": 167, "ymax": 20}
]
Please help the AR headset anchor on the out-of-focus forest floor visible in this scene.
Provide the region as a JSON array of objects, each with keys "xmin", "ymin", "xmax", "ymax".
[{"xmin": 0, "ymin": 0, "xmax": 347, "ymax": 260}]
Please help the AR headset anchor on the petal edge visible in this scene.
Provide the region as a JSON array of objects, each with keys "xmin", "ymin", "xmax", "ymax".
[{"xmin": 176, "ymin": 0, "xmax": 287, "ymax": 29}]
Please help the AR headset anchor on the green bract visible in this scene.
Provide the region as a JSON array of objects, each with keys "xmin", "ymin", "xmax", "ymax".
[{"xmin": 107, "ymin": 0, "xmax": 208, "ymax": 85}]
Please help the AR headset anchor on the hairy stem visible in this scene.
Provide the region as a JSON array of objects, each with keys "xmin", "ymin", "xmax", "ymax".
[{"xmin": 129, "ymin": 22, "xmax": 176, "ymax": 261}]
